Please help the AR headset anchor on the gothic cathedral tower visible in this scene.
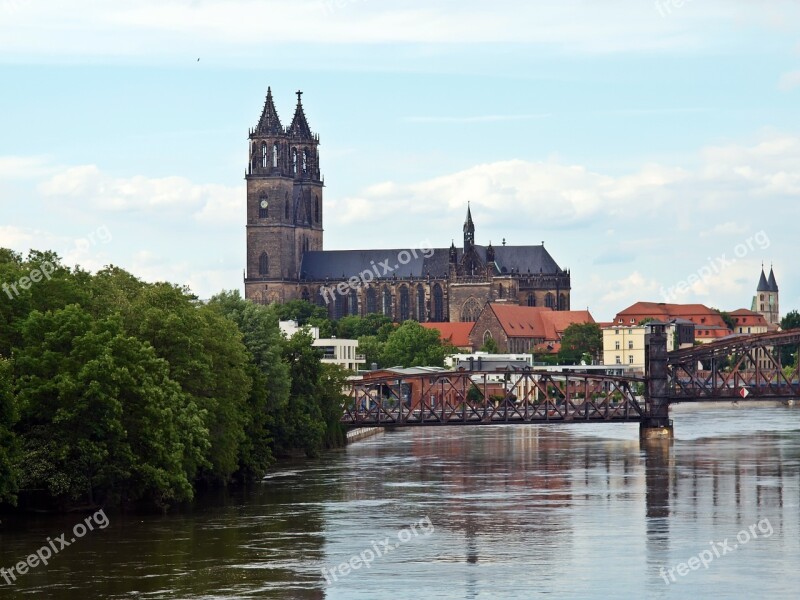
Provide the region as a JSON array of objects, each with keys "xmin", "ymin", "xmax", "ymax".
[{"xmin": 244, "ymin": 89, "xmax": 323, "ymax": 304}]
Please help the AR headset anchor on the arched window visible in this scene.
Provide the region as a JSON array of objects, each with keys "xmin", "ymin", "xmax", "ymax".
[
  {"xmin": 272, "ymin": 143, "xmax": 278, "ymax": 168},
  {"xmin": 349, "ymin": 289, "xmax": 359, "ymax": 316},
  {"xmin": 315, "ymin": 195, "xmax": 320, "ymax": 222},
  {"xmin": 432, "ymin": 283, "xmax": 444, "ymax": 322},
  {"xmin": 366, "ymin": 287, "xmax": 378, "ymax": 314},
  {"xmin": 498, "ymin": 283, "xmax": 505, "ymax": 299},
  {"xmin": 558, "ymin": 293, "xmax": 567, "ymax": 311},
  {"xmin": 301, "ymin": 288, "xmax": 310, "ymax": 302},
  {"xmin": 292, "ymin": 148, "xmax": 298, "ymax": 174},
  {"xmin": 302, "ymin": 149, "xmax": 308, "ymax": 174},
  {"xmin": 461, "ymin": 297, "xmax": 482, "ymax": 322},
  {"xmin": 399, "ymin": 286, "xmax": 410, "ymax": 321},
  {"xmin": 259, "ymin": 195, "xmax": 268, "ymax": 219},
  {"xmin": 416, "ymin": 285, "xmax": 426, "ymax": 322},
  {"xmin": 545, "ymin": 293, "xmax": 554, "ymax": 308},
  {"xmin": 262, "ymin": 143, "xmax": 267, "ymax": 168},
  {"xmin": 259, "ymin": 252, "xmax": 269, "ymax": 276},
  {"xmin": 285, "ymin": 194, "xmax": 290, "ymax": 219},
  {"xmin": 335, "ymin": 295, "xmax": 347, "ymax": 319},
  {"xmin": 383, "ymin": 287, "xmax": 393, "ymax": 319},
  {"xmin": 527, "ymin": 293, "xmax": 536, "ymax": 307},
  {"xmin": 483, "ymin": 330, "xmax": 493, "ymax": 343}
]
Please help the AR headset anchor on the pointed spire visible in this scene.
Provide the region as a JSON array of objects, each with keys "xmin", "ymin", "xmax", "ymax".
[
  {"xmin": 768, "ymin": 264, "xmax": 779, "ymax": 292},
  {"xmin": 463, "ymin": 203, "xmax": 475, "ymax": 251},
  {"xmin": 255, "ymin": 87, "xmax": 283, "ymax": 135},
  {"xmin": 288, "ymin": 90, "xmax": 313, "ymax": 139},
  {"xmin": 757, "ymin": 265, "xmax": 770, "ymax": 292},
  {"xmin": 463, "ymin": 202, "xmax": 474, "ymax": 233}
]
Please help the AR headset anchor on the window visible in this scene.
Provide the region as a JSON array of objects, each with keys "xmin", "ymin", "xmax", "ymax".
[
  {"xmin": 366, "ymin": 287, "xmax": 377, "ymax": 314},
  {"xmin": 498, "ymin": 284, "xmax": 504, "ymax": 299},
  {"xmin": 273, "ymin": 143, "xmax": 278, "ymax": 168},
  {"xmin": 628, "ymin": 355, "xmax": 634, "ymax": 364},
  {"xmin": 483, "ymin": 330, "xmax": 493, "ymax": 343},
  {"xmin": 615, "ymin": 356, "xmax": 621, "ymax": 365},
  {"xmin": 615, "ymin": 330, "xmax": 619, "ymax": 335},
  {"xmin": 416, "ymin": 285, "xmax": 425, "ymax": 321},
  {"xmin": 432, "ymin": 284, "xmax": 444, "ymax": 322},
  {"xmin": 630, "ymin": 318, "xmax": 635, "ymax": 324},
  {"xmin": 399, "ymin": 286, "xmax": 410, "ymax": 321},
  {"xmin": 262, "ymin": 143, "xmax": 267, "ymax": 168},
  {"xmin": 292, "ymin": 148, "xmax": 298, "ymax": 174},
  {"xmin": 615, "ymin": 341, "xmax": 620, "ymax": 350},
  {"xmin": 302, "ymin": 149, "xmax": 308, "ymax": 173},
  {"xmin": 527, "ymin": 294, "xmax": 535, "ymax": 307},
  {"xmin": 628, "ymin": 341, "xmax": 634, "ymax": 350},
  {"xmin": 383, "ymin": 287, "xmax": 393, "ymax": 319},
  {"xmin": 259, "ymin": 195, "xmax": 268, "ymax": 219},
  {"xmin": 545, "ymin": 293, "xmax": 554, "ymax": 308},
  {"xmin": 349, "ymin": 289, "xmax": 358, "ymax": 316},
  {"xmin": 258, "ymin": 252, "xmax": 269, "ymax": 276}
]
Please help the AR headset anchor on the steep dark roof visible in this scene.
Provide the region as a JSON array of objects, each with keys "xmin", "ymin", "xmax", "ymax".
[
  {"xmin": 288, "ymin": 91, "xmax": 313, "ymax": 139},
  {"xmin": 757, "ymin": 268, "xmax": 770, "ymax": 292},
  {"xmin": 255, "ymin": 87, "xmax": 283, "ymax": 135},
  {"xmin": 299, "ymin": 245, "xmax": 563, "ymax": 281},
  {"xmin": 767, "ymin": 267, "xmax": 779, "ymax": 292}
]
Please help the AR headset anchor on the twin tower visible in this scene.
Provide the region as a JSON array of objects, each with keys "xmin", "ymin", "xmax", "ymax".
[{"xmin": 244, "ymin": 88, "xmax": 323, "ymax": 304}]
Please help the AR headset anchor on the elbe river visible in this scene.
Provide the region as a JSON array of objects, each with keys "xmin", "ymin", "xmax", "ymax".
[{"xmin": 1, "ymin": 403, "xmax": 798, "ymax": 599}]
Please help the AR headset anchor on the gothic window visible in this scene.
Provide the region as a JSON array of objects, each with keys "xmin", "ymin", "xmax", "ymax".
[
  {"xmin": 292, "ymin": 148, "xmax": 298, "ymax": 174},
  {"xmin": 301, "ymin": 288, "xmax": 310, "ymax": 302},
  {"xmin": 498, "ymin": 284, "xmax": 505, "ymax": 299},
  {"xmin": 416, "ymin": 285, "xmax": 426, "ymax": 322},
  {"xmin": 273, "ymin": 143, "xmax": 278, "ymax": 168},
  {"xmin": 285, "ymin": 194, "xmax": 290, "ymax": 219},
  {"xmin": 259, "ymin": 195, "xmax": 268, "ymax": 219},
  {"xmin": 315, "ymin": 195, "xmax": 320, "ymax": 222},
  {"xmin": 335, "ymin": 295, "xmax": 347, "ymax": 319},
  {"xmin": 483, "ymin": 330, "xmax": 493, "ymax": 343},
  {"xmin": 258, "ymin": 252, "xmax": 269, "ymax": 276},
  {"xmin": 461, "ymin": 297, "xmax": 482, "ymax": 322},
  {"xmin": 349, "ymin": 289, "xmax": 359, "ymax": 316},
  {"xmin": 558, "ymin": 294, "xmax": 567, "ymax": 311},
  {"xmin": 399, "ymin": 286, "xmax": 410, "ymax": 321},
  {"xmin": 432, "ymin": 283, "xmax": 444, "ymax": 322},
  {"xmin": 383, "ymin": 287, "xmax": 393, "ymax": 319},
  {"xmin": 262, "ymin": 143, "xmax": 267, "ymax": 168},
  {"xmin": 527, "ymin": 293, "xmax": 536, "ymax": 307},
  {"xmin": 302, "ymin": 149, "xmax": 308, "ymax": 174},
  {"xmin": 545, "ymin": 293, "xmax": 554, "ymax": 308},
  {"xmin": 366, "ymin": 287, "xmax": 377, "ymax": 314}
]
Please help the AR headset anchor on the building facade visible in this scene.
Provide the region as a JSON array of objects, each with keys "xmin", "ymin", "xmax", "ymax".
[{"xmin": 244, "ymin": 89, "xmax": 571, "ymax": 322}]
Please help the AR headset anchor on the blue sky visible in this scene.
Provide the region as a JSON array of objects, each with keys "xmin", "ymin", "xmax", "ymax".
[{"xmin": 1, "ymin": 0, "xmax": 799, "ymax": 320}]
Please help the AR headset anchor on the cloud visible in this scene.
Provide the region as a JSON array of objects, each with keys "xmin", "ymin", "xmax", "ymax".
[
  {"xmin": 778, "ymin": 70, "xmax": 800, "ymax": 91},
  {"xmin": 37, "ymin": 164, "xmax": 243, "ymax": 222}
]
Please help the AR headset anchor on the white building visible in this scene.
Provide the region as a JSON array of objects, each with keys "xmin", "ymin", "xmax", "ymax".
[{"xmin": 279, "ymin": 321, "xmax": 365, "ymax": 372}]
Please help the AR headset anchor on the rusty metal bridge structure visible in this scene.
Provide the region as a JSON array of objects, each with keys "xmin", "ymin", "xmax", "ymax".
[{"xmin": 342, "ymin": 327, "xmax": 800, "ymax": 437}]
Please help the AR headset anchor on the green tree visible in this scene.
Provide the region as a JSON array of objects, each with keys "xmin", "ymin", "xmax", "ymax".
[
  {"xmin": 780, "ymin": 310, "xmax": 800, "ymax": 367},
  {"xmin": 381, "ymin": 321, "xmax": 451, "ymax": 368},
  {"xmin": 0, "ymin": 358, "xmax": 18, "ymax": 505},
  {"xmin": 713, "ymin": 309, "xmax": 736, "ymax": 331},
  {"xmin": 558, "ymin": 323, "xmax": 602, "ymax": 364},
  {"xmin": 480, "ymin": 337, "xmax": 499, "ymax": 353},
  {"xmin": 271, "ymin": 299, "xmax": 329, "ymax": 325},
  {"xmin": 357, "ymin": 335, "xmax": 385, "ymax": 370},
  {"xmin": 781, "ymin": 310, "xmax": 800, "ymax": 331}
]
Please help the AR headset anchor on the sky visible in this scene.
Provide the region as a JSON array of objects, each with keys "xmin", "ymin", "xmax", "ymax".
[{"xmin": 1, "ymin": 0, "xmax": 799, "ymax": 321}]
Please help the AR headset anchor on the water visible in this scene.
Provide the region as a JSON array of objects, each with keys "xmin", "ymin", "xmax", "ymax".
[{"xmin": 1, "ymin": 403, "xmax": 799, "ymax": 599}]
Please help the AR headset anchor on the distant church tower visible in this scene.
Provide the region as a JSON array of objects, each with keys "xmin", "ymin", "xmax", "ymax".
[
  {"xmin": 752, "ymin": 264, "xmax": 780, "ymax": 326},
  {"xmin": 244, "ymin": 89, "xmax": 323, "ymax": 304}
]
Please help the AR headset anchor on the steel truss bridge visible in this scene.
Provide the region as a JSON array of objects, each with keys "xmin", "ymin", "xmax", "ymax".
[{"xmin": 342, "ymin": 330, "xmax": 800, "ymax": 430}]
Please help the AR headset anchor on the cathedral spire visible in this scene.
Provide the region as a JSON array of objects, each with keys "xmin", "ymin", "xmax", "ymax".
[
  {"xmin": 463, "ymin": 203, "xmax": 475, "ymax": 251},
  {"xmin": 255, "ymin": 87, "xmax": 283, "ymax": 135},
  {"xmin": 757, "ymin": 265, "xmax": 770, "ymax": 292},
  {"xmin": 767, "ymin": 264, "xmax": 779, "ymax": 292},
  {"xmin": 288, "ymin": 90, "xmax": 313, "ymax": 139}
]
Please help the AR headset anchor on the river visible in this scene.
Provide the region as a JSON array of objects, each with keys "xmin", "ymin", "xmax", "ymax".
[{"xmin": 1, "ymin": 403, "xmax": 798, "ymax": 599}]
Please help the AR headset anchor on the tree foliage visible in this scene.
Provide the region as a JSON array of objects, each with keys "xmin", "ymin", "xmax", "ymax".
[{"xmin": 558, "ymin": 323, "xmax": 602, "ymax": 364}]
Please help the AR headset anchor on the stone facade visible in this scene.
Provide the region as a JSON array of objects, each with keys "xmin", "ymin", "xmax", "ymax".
[{"xmin": 244, "ymin": 89, "xmax": 571, "ymax": 322}]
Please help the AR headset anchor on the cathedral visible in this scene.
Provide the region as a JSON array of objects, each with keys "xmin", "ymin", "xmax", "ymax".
[{"xmin": 244, "ymin": 89, "xmax": 571, "ymax": 322}]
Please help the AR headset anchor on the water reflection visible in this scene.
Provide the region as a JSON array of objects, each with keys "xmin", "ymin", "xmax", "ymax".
[{"xmin": 0, "ymin": 404, "xmax": 798, "ymax": 599}]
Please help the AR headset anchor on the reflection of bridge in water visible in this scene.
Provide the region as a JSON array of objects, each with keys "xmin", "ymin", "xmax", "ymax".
[{"xmin": 342, "ymin": 326, "xmax": 800, "ymax": 438}]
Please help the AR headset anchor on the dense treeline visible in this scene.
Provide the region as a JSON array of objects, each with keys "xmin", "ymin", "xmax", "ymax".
[{"xmin": 0, "ymin": 250, "xmax": 348, "ymax": 511}]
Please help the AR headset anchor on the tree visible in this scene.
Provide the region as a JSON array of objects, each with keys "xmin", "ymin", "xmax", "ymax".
[
  {"xmin": 271, "ymin": 299, "xmax": 329, "ymax": 325},
  {"xmin": 480, "ymin": 337, "xmax": 499, "ymax": 353},
  {"xmin": 381, "ymin": 321, "xmax": 451, "ymax": 368},
  {"xmin": 780, "ymin": 310, "xmax": 800, "ymax": 367},
  {"xmin": 713, "ymin": 309, "xmax": 736, "ymax": 331},
  {"xmin": 781, "ymin": 310, "xmax": 800, "ymax": 331},
  {"xmin": 357, "ymin": 335, "xmax": 385, "ymax": 370},
  {"xmin": 558, "ymin": 323, "xmax": 602, "ymax": 364},
  {"xmin": 0, "ymin": 358, "xmax": 18, "ymax": 505}
]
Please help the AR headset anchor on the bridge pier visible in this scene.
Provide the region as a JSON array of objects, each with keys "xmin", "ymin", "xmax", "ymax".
[{"xmin": 642, "ymin": 323, "xmax": 674, "ymax": 442}]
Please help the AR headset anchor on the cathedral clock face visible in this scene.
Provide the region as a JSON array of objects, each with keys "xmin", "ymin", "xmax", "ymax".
[{"xmin": 260, "ymin": 200, "xmax": 268, "ymax": 209}]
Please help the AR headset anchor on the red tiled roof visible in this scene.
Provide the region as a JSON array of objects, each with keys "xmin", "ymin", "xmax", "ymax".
[
  {"xmin": 729, "ymin": 308, "xmax": 768, "ymax": 326},
  {"xmin": 420, "ymin": 322, "xmax": 474, "ymax": 348},
  {"xmin": 487, "ymin": 305, "xmax": 595, "ymax": 340},
  {"xmin": 614, "ymin": 302, "xmax": 730, "ymax": 330}
]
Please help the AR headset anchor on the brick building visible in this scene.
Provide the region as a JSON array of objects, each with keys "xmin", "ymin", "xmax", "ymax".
[{"xmin": 243, "ymin": 89, "xmax": 572, "ymax": 322}]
